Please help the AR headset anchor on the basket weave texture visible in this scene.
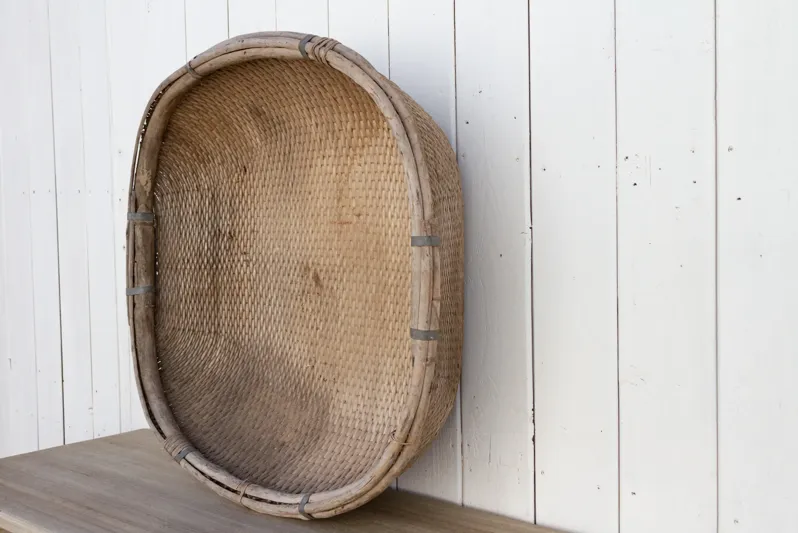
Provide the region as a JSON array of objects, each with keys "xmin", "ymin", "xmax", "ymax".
[{"xmin": 127, "ymin": 32, "xmax": 463, "ymax": 519}]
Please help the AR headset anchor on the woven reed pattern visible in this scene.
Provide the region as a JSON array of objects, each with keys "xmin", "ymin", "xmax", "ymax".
[
  {"xmin": 155, "ymin": 59, "xmax": 412, "ymax": 493},
  {"xmin": 127, "ymin": 33, "xmax": 463, "ymax": 519}
]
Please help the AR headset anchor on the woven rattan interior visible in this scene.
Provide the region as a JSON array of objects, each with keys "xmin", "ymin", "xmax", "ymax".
[{"xmin": 153, "ymin": 58, "xmax": 412, "ymax": 494}]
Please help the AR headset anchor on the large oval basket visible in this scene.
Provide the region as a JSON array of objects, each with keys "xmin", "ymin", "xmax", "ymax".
[{"xmin": 126, "ymin": 33, "xmax": 463, "ymax": 519}]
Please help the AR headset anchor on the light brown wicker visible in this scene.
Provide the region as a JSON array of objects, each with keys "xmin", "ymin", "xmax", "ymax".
[{"xmin": 126, "ymin": 32, "xmax": 463, "ymax": 520}]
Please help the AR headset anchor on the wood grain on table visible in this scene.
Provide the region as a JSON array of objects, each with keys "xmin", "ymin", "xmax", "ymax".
[{"xmin": 0, "ymin": 430, "xmax": 562, "ymax": 533}]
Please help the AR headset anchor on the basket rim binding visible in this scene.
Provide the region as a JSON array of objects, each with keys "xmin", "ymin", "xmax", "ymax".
[{"xmin": 125, "ymin": 32, "xmax": 442, "ymax": 520}]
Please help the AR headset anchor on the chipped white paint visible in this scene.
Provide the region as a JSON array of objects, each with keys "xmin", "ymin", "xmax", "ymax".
[
  {"xmin": 616, "ymin": 0, "xmax": 717, "ymax": 530},
  {"xmin": 717, "ymin": 0, "xmax": 798, "ymax": 531},
  {"xmin": 530, "ymin": 0, "xmax": 619, "ymax": 531},
  {"xmin": 456, "ymin": 0, "xmax": 534, "ymax": 521},
  {"xmin": 2, "ymin": 1, "xmax": 798, "ymax": 531}
]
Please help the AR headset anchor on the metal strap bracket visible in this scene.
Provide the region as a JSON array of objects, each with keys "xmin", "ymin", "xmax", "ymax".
[
  {"xmin": 185, "ymin": 61, "xmax": 203, "ymax": 80},
  {"xmin": 299, "ymin": 34, "xmax": 316, "ymax": 59},
  {"xmin": 298, "ymin": 493, "xmax": 313, "ymax": 520},
  {"xmin": 410, "ymin": 328, "xmax": 440, "ymax": 341},
  {"xmin": 410, "ymin": 235, "xmax": 441, "ymax": 247},
  {"xmin": 127, "ymin": 212, "xmax": 154, "ymax": 223},
  {"xmin": 173, "ymin": 445, "xmax": 195, "ymax": 463},
  {"xmin": 126, "ymin": 285, "xmax": 155, "ymax": 296}
]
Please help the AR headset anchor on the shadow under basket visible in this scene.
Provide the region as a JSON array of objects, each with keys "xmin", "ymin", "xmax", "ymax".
[{"xmin": 126, "ymin": 32, "xmax": 464, "ymax": 520}]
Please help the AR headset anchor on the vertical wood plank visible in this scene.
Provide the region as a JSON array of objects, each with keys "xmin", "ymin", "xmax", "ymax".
[
  {"xmin": 529, "ymin": 0, "xmax": 619, "ymax": 530},
  {"xmin": 0, "ymin": 121, "xmax": 11, "ymax": 456},
  {"xmin": 48, "ymin": 0, "xmax": 95, "ymax": 444},
  {"xmin": 328, "ymin": 0, "xmax": 389, "ymax": 76},
  {"xmin": 389, "ymin": 0, "xmax": 461, "ymax": 503},
  {"xmin": 0, "ymin": 0, "xmax": 63, "ymax": 456},
  {"xmin": 717, "ymin": 1, "xmax": 798, "ymax": 530},
  {"xmin": 48, "ymin": 0, "xmax": 123, "ymax": 443},
  {"xmin": 25, "ymin": 0, "xmax": 65, "ymax": 451},
  {"xmin": 615, "ymin": 0, "xmax": 717, "ymax": 531},
  {"xmin": 456, "ymin": 0, "xmax": 534, "ymax": 521},
  {"xmin": 228, "ymin": 0, "xmax": 276, "ymax": 36},
  {"xmin": 77, "ymin": 0, "xmax": 121, "ymax": 439},
  {"xmin": 126, "ymin": 0, "xmax": 186, "ymax": 430},
  {"xmin": 275, "ymin": 0, "xmax": 328, "ymax": 36},
  {"xmin": 107, "ymin": 0, "xmax": 147, "ymax": 435},
  {"xmin": 0, "ymin": 91, "xmax": 38, "ymax": 455},
  {"xmin": 185, "ymin": 0, "xmax": 229, "ymax": 59}
]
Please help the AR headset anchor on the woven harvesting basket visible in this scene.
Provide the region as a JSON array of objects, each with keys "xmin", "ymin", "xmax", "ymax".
[{"xmin": 126, "ymin": 33, "xmax": 463, "ymax": 519}]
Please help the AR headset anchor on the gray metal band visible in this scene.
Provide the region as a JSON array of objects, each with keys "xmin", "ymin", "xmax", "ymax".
[
  {"xmin": 410, "ymin": 328, "xmax": 440, "ymax": 341},
  {"xmin": 174, "ymin": 445, "xmax": 195, "ymax": 463},
  {"xmin": 299, "ymin": 34, "xmax": 315, "ymax": 59},
  {"xmin": 185, "ymin": 61, "xmax": 202, "ymax": 80},
  {"xmin": 411, "ymin": 235, "xmax": 441, "ymax": 247},
  {"xmin": 126, "ymin": 285, "xmax": 155, "ymax": 296},
  {"xmin": 127, "ymin": 212, "xmax": 154, "ymax": 222},
  {"xmin": 298, "ymin": 493, "xmax": 313, "ymax": 520}
]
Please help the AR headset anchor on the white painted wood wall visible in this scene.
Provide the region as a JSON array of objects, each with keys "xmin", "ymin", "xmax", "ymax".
[{"xmin": 0, "ymin": 1, "xmax": 796, "ymax": 531}]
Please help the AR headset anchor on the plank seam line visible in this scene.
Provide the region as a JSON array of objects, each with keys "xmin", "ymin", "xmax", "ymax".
[
  {"xmin": 452, "ymin": 0, "xmax": 465, "ymax": 507},
  {"xmin": 75, "ymin": 14, "xmax": 95, "ymax": 440},
  {"xmin": 386, "ymin": 0, "xmax": 391, "ymax": 79},
  {"xmin": 44, "ymin": 0, "xmax": 67, "ymax": 450},
  {"xmin": 105, "ymin": 0, "xmax": 123, "ymax": 437},
  {"xmin": 713, "ymin": 0, "xmax": 720, "ymax": 529},
  {"xmin": 612, "ymin": 0, "xmax": 621, "ymax": 528},
  {"xmin": 525, "ymin": 0, "xmax": 536, "ymax": 522}
]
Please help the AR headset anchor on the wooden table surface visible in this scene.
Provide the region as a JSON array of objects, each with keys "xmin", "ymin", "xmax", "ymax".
[{"xmin": 0, "ymin": 430, "xmax": 560, "ymax": 533}]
